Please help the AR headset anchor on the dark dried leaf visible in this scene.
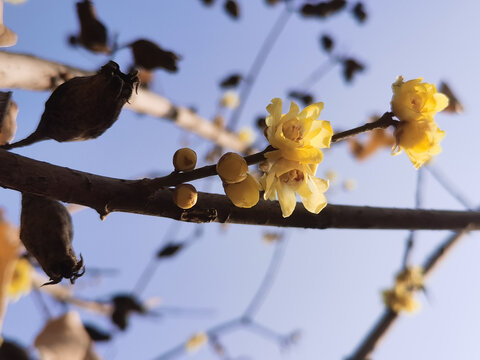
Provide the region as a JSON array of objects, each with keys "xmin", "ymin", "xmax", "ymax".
[
  {"xmin": 129, "ymin": 66, "xmax": 154, "ymax": 90},
  {"xmin": 200, "ymin": 0, "xmax": 215, "ymax": 5},
  {"xmin": 439, "ymin": 81, "xmax": 464, "ymax": 113},
  {"xmin": 157, "ymin": 243, "xmax": 184, "ymax": 258},
  {"xmin": 20, "ymin": 194, "xmax": 84, "ymax": 285},
  {"xmin": 83, "ymin": 323, "xmax": 112, "ymax": 342},
  {"xmin": 320, "ymin": 34, "xmax": 334, "ymax": 52},
  {"xmin": 1, "ymin": 62, "xmax": 138, "ymax": 150},
  {"xmin": 288, "ymin": 90, "xmax": 314, "ymax": 106},
  {"xmin": 129, "ymin": 39, "xmax": 181, "ymax": 72},
  {"xmin": 70, "ymin": 0, "xmax": 110, "ymax": 54},
  {"xmin": 265, "ymin": 0, "xmax": 281, "ymax": 5},
  {"xmin": 256, "ymin": 116, "xmax": 266, "ymax": 131},
  {"xmin": 301, "ymin": 0, "xmax": 347, "ymax": 18},
  {"xmin": 342, "ymin": 58, "xmax": 365, "ymax": 82},
  {"xmin": 352, "ymin": 2, "xmax": 367, "ymax": 23},
  {"xmin": 111, "ymin": 294, "xmax": 146, "ymax": 330},
  {"xmin": 0, "ymin": 340, "xmax": 30, "ymax": 360},
  {"xmin": 220, "ymin": 73, "xmax": 242, "ymax": 88},
  {"xmin": 224, "ymin": 0, "xmax": 240, "ymax": 19}
]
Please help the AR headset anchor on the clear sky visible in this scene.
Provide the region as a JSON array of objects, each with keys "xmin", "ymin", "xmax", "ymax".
[{"xmin": 2, "ymin": 0, "xmax": 480, "ymax": 359}]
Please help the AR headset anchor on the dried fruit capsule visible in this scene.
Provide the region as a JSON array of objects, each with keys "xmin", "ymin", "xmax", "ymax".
[
  {"xmin": 173, "ymin": 148, "xmax": 197, "ymax": 171},
  {"xmin": 223, "ymin": 173, "xmax": 260, "ymax": 208},
  {"xmin": 173, "ymin": 184, "xmax": 198, "ymax": 210},
  {"xmin": 216, "ymin": 152, "xmax": 248, "ymax": 184},
  {"xmin": 1, "ymin": 61, "xmax": 138, "ymax": 150},
  {"xmin": 20, "ymin": 193, "xmax": 84, "ymax": 285}
]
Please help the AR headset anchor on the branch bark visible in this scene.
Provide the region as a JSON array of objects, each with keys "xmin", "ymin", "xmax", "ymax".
[
  {"xmin": 1, "ymin": 149, "xmax": 480, "ymax": 230},
  {"xmin": 0, "ymin": 51, "xmax": 248, "ymax": 152}
]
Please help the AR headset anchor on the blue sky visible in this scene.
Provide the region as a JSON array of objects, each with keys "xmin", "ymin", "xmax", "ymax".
[{"xmin": 2, "ymin": 0, "xmax": 480, "ymax": 359}]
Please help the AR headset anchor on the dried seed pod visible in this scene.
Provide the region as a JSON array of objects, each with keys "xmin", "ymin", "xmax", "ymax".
[
  {"xmin": 20, "ymin": 193, "xmax": 84, "ymax": 285},
  {"xmin": 352, "ymin": 2, "xmax": 367, "ymax": 23},
  {"xmin": 320, "ymin": 34, "xmax": 334, "ymax": 52},
  {"xmin": 129, "ymin": 39, "xmax": 181, "ymax": 72},
  {"xmin": 1, "ymin": 61, "xmax": 138, "ymax": 150},
  {"xmin": 69, "ymin": 0, "xmax": 110, "ymax": 54}
]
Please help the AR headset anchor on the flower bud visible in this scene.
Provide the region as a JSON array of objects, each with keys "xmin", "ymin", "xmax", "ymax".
[
  {"xmin": 173, "ymin": 184, "xmax": 198, "ymax": 210},
  {"xmin": 223, "ymin": 174, "xmax": 261, "ymax": 208},
  {"xmin": 220, "ymin": 91, "xmax": 240, "ymax": 109},
  {"xmin": 173, "ymin": 148, "xmax": 197, "ymax": 171},
  {"xmin": 216, "ymin": 152, "xmax": 248, "ymax": 184}
]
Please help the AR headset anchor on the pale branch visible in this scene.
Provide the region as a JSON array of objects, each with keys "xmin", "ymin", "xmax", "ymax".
[
  {"xmin": 2, "ymin": 149, "xmax": 480, "ymax": 230},
  {"xmin": 0, "ymin": 51, "xmax": 248, "ymax": 152},
  {"xmin": 347, "ymin": 228, "xmax": 471, "ymax": 360}
]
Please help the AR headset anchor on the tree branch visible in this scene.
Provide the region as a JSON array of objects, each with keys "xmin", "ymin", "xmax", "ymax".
[
  {"xmin": 1, "ymin": 149, "xmax": 480, "ymax": 230},
  {"xmin": 347, "ymin": 228, "xmax": 471, "ymax": 360},
  {"xmin": 0, "ymin": 51, "xmax": 248, "ymax": 152}
]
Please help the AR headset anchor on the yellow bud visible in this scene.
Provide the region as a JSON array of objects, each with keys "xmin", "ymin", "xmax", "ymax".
[
  {"xmin": 173, "ymin": 148, "xmax": 197, "ymax": 171},
  {"xmin": 216, "ymin": 152, "xmax": 248, "ymax": 184},
  {"xmin": 173, "ymin": 184, "xmax": 198, "ymax": 210},
  {"xmin": 223, "ymin": 173, "xmax": 261, "ymax": 208}
]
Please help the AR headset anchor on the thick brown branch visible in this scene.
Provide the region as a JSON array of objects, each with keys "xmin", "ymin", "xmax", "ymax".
[
  {"xmin": 0, "ymin": 51, "xmax": 247, "ymax": 152},
  {"xmin": 1, "ymin": 149, "xmax": 480, "ymax": 230},
  {"xmin": 347, "ymin": 229, "xmax": 470, "ymax": 360}
]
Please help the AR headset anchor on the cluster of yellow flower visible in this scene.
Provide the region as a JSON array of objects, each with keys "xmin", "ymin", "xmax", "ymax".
[
  {"xmin": 172, "ymin": 76, "xmax": 449, "ymax": 217},
  {"xmin": 391, "ymin": 76, "xmax": 449, "ymax": 168},
  {"xmin": 260, "ymin": 98, "xmax": 333, "ymax": 217},
  {"xmin": 382, "ymin": 266, "xmax": 424, "ymax": 313}
]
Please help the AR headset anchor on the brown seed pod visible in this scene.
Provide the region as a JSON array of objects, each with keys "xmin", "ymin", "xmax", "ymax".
[
  {"xmin": 129, "ymin": 39, "xmax": 181, "ymax": 72},
  {"xmin": 1, "ymin": 61, "xmax": 138, "ymax": 150},
  {"xmin": 69, "ymin": 0, "xmax": 110, "ymax": 54},
  {"xmin": 20, "ymin": 193, "xmax": 84, "ymax": 285}
]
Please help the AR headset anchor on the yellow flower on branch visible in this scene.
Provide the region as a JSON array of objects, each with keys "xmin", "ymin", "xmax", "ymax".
[
  {"xmin": 382, "ymin": 266, "xmax": 425, "ymax": 313},
  {"xmin": 391, "ymin": 76, "xmax": 449, "ymax": 122},
  {"xmin": 393, "ymin": 117, "xmax": 445, "ymax": 169},
  {"xmin": 262, "ymin": 159, "xmax": 329, "ymax": 218},
  {"xmin": 265, "ymin": 98, "xmax": 333, "ymax": 164},
  {"xmin": 390, "ymin": 76, "xmax": 449, "ymax": 168},
  {"xmin": 185, "ymin": 332, "xmax": 208, "ymax": 353}
]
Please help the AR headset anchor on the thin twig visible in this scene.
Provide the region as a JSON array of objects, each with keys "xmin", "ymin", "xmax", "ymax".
[
  {"xmin": 347, "ymin": 228, "xmax": 472, "ymax": 360},
  {"xmin": 152, "ymin": 235, "xmax": 290, "ymax": 359},
  {"xmin": 243, "ymin": 237, "xmax": 288, "ymax": 318},
  {"xmin": 228, "ymin": 4, "xmax": 293, "ymax": 130},
  {"xmin": 425, "ymin": 165, "xmax": 473, "ymax": 210},
  {"xmin": 331, "ymin": 112, "xmax": 397, "ymax": 143},
  {"xmin": 402, "ymin": 168, "xmax": 424, "ymax": 269}
]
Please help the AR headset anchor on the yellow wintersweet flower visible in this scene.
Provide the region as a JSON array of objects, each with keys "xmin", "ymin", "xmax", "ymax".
[
  {"xmin": 382, "ymin": 287, "xmax": 419, "ymax": 313},
  {"xmin": 391, "ymin": 76, "xmax": 449, "ymax": 122},
  {"xmin": 382, "ymin": 266, "xmax": 424, "ymax": 313},
  {"xmin": 395, "ymin": 266, "xmax": 424, "ymax": 290},
  {"xmin": 185, "ymin": 332, "xmax": 208, "ymax": 353},
  {"xmin": 262, "ymin": 158, "xmax": 329, "ymax": 218},
  {"xmin": 265, "ymin": 98, "xmax": 333, "ymax": 164},
  {"xmin": 393, "ymin": 118, "xmax": 445, "ymax": 168},
  {"xmin": 7, "ymin": 258, "xmax": 32, "ymax": 300}
]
